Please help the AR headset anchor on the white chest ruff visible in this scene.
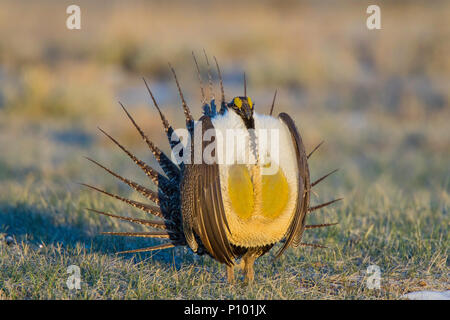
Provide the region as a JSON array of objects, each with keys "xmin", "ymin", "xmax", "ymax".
[{"xmin": 211, "ymin": 112, "xmax": 299, "ymax": 247}]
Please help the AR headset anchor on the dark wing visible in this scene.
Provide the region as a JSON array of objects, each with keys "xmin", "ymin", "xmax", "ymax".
[
  {"xmin": 181, "ymin": 116, "xmax": 235, "ymax": 265},
  {"xmin": 274, "ymin": 112, "xmax": 311, "ymax": 259}
]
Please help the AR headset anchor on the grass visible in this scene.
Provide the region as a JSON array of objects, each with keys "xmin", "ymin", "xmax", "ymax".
[
  {"xmin": 0, "ymin": 106, "xmax": 448, "ymax": 299},
  {"xmin": 0, "ymin": 183, "xmax": 448, "ymax": 299},
  {"xmin": 0, "ymin": 0, "xmax": 449, "ymax": 299}
]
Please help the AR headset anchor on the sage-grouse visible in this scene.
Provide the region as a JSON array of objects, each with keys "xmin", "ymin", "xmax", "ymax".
[{"xmin": 83, "ymin": 54, "xmax": 341, "ymax": 283}]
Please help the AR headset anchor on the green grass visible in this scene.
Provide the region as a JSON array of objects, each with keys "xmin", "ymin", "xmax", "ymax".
[
  {"xmin": 0, "ymin": 109, "xmax": 448, "ymax": 299},
  {"xmin": 0, "ymin": 0, "xmax": 449, "ymax": 300}
]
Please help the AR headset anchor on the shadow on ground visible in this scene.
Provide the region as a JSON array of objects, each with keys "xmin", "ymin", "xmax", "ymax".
[{"xmin": 0, "ymin": 201, "xmax": 186, "ymax": 268}]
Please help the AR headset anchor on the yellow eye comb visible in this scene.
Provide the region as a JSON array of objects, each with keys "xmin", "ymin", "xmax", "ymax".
[
  {"xmin": 234, "ymin": 97, "xmax": 242, "ymax": 108},
  {"xmin": 247, "ymin": 97, "xmax": 253, "ymax": 108}
]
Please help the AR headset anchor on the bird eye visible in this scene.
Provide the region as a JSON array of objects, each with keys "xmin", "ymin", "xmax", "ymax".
[
  {"xmin": 247, "ymin": 97, "xmax": 253, "ymax": 109},
  {"xmin": 234, "ymin": 97, "xmax": 242, "ymax": 109}
]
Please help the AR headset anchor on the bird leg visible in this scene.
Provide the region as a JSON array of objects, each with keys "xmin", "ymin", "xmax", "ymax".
[
  {"xmin": 243, "ymin": 254, "xmax": 257, "ymax": 284},
  {"xmin": 226, "ymin": 265, "xmax": 235, "ymax": 284}
]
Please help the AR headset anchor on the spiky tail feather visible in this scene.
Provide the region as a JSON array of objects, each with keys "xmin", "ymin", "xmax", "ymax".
[
  {"xmin": 85, "ymin": 79, "xmax": 189, "ymax": 252},
  {"xmin": 84, "ymin": 58, "xmax": 341, "ymax": 260}
]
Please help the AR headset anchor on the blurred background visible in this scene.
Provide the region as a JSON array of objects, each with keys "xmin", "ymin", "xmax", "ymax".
[
  {"xmin": 0, "ymin": 0, "xmax": 448, "ymax": 298},
  {"xmin": 1, "ymin": 0, "xmax": 449, "ymax": 222},
  {"xmin": 0, "ymin": 0, "xmax": 449, "ymax": 187}
]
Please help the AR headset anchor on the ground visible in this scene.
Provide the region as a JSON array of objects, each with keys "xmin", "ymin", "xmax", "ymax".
[
  {"xmin": 0, "ymin": 108, "xmax": 448, "ymax": 299},
  {"xmin": 0, "ymin": 0, "xmax": 448, "ymax": 299}
]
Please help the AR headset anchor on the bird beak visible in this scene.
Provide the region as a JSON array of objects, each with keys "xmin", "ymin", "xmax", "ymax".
[{"xmin": 242, "ymin": 105, "xmax": 252, "ymax": 120}]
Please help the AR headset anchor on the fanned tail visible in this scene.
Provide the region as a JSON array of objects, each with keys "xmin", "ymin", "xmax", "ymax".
[
  {"xmin": 269, "ymin": 90, "xmax": 278, "ymax": 116},
  {"xmin": 311, "ymin": 169, "xmax": 339, "ymax": 187},
  {"xmin": 143, "ymin": 77, "xmax": 183, "ymax": 167},
  {"xmin": 81, "ymin": 183, "xmax": 163, "ymax": 218},
  {"xmin": 307, "ymin": 141, "xmax": 324, "ymax": 159},
  {"xmin": 97, "ymin": 128, "xmax": 163, "ymax": 185},
  {"xmin": 101, "ymin": 231, "xmax": 171, "ymax": 239},
  {"xmin": 213, "ymin": 56, "xmax": 226, "ymax": 110},
  {"xmin": 85, "ymin": 57, "xmax": 343, "ymax": 263},
  {"xmin": 301, "ymin": 243, "xmax": 327, "ymax": 249},
  {"xmin": 169, "ymin": 63, "xmax": 194, "ymax": 132},
  {"xmin": 86, "ymin": 208, "xmax": 167, "ymax": 229},
  {"xmin": 192, "ymin": 51, "xmax": 207, "ymax": 105},
  {"xmin": 308, "ymin": 198, "xmax": 343, "ymax": 213},
  {"xmin": 203, "ymin": 49, "xmax": 215, "ymax": 102},
  {"xmin": 119, "ymin": 102, "xmax": 180, "ymax": 182},
  {"xmin": 305, "ymin": 222, "xmax": 338, "ymax": 229},
  {"xmin": 116, "ymin": 243, "xmax": 175, "ymax": 255},
  {"xmin": 84, "ymin": 157, "xmax": 160, "ymax": 204}
]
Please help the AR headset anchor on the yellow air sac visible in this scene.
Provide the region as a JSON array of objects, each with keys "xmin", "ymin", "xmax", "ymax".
[
  {"xmin": 261, "ymin": 167, "xmax": 289, "ymax": 220},
  {"xmin": 227, "ymin": 164, "xmax": 254, "ymax": 220},
  {"xmin": 227, "ymin": 164, "xmax": 289, "ymax": 221}
]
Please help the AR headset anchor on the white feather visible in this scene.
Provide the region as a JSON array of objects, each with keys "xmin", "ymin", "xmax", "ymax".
[{"xmin": 211, "ymin": 111, "xmax": 300, "ymax": 247}]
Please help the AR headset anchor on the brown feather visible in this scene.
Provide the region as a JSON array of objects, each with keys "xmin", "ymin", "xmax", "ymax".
[
  {"xmin": 307, "ymin": 141, "xmax": 324, "ymax": 159},
  {"xmin": 143, "ymin": 77, "xmax": 171, "ymax": 134},
  {"xmin": 116, "ymin": 243, "xmax": 175, "ymax": 254},
  {"xmin": 301, "ymin": 243, "xmax": 327, "ymax": 249},
  {"xmin": 101, "ymin": 231, "xmax": 170, "ymax": 238},
  {"xmin": 169, "ymin": 63, "xmax": 194, "ymax": 123},
  {"xmin": 274, "ymin": 112, "xmax": 310, "ymax": 258},
  {"xmin": 311, "ymin": 169, "xmax": 339, "ymax": 187},
  {"xmin": 213, "ymin": 56, "xmax": 225, "ymax": 104},
  {"xmin": 305, "ymin": 222, "xmax": 338, "ymax": 229},
  {"xmin": 192, "ymin": 51, "xmax": 206, "ymax": 105},
  {"xmin": 97, "ymin": 127, "xmax": 163, "ymax": 186},
  {"xmin": 86, "ymin": 208, "xmax": 167, "ymax": 229},
  {"xmin": 203, "ymin": 49, "xmax": 215, "ymax": 101},
  {"xmin": 243, "ymin": 72, "xmax": 247, "ymax": 96},
  {"xmin": 84, "ymin": 157, "xmax": 160, "ymax": 205},
  {"xmin": 269, "ymin": 89, "xmax": 278, "ymax": 116},
  {"xmin": 81, "ymin": 183, "xmax": 163, "ymax": 218},
  {"xmin": 308, "ymin": 198, "xmax": 343, "ymax": 213},
  {"xmin": 119, "ymin": 102, "xmax": 180, "ymax": 180},
  {"xmin": 181, "ymin": 116, "xmax": 235, "ymax": 265}
]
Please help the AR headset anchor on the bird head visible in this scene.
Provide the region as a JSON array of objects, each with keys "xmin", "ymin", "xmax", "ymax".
[{"xmin": 227, "ymin": 96, "xmax": 254, "ymax": 129}]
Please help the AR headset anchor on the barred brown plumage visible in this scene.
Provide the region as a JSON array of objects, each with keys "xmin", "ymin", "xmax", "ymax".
[{"xmin": 83, "ymin": 55, "xmax": 341, "ymax": 284}]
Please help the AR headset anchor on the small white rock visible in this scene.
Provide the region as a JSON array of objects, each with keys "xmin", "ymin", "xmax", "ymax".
[
  {"xmin": 5, "ymin": 236, "xmax": 14, "ymax": 245},
  {"xmin": 402, "ymin": 290, "xmax": 450, "ymax": 300}
]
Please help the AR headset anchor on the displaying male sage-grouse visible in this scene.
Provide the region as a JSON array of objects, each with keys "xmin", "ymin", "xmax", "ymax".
[{"xmin": 83, "ymin": 54, "xmax": 341, "ymax": 283}]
